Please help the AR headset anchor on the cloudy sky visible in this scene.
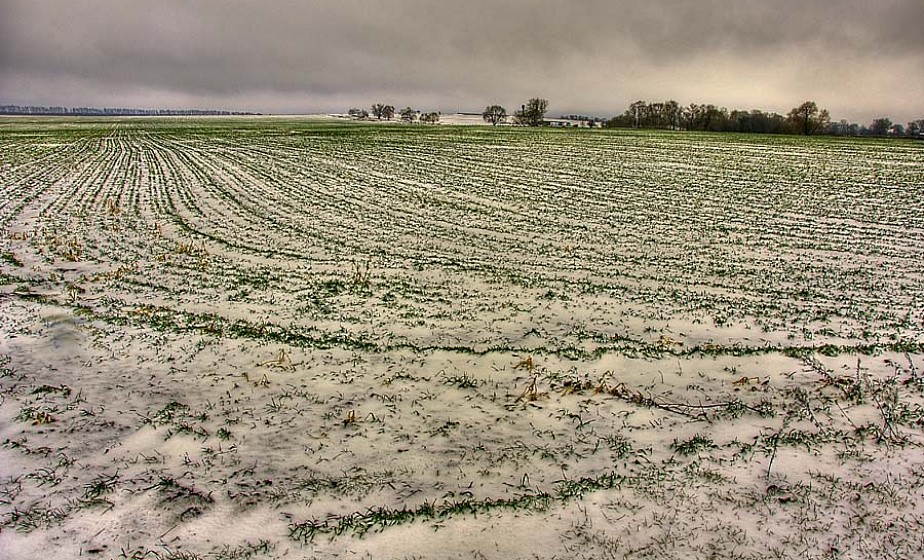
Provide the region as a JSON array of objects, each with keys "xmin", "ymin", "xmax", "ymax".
[{"xmin": 1, "ymin": 0, "xmax": 921, "ymax": 123}]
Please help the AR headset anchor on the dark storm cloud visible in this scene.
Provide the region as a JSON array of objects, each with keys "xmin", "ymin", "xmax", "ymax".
[{"xmin": 1, "ymin": 0, "xmax": 921, "ymax": 122}]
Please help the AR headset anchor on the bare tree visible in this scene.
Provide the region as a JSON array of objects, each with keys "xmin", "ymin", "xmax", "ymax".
[
  {"xmin": 664, "ymin": 100, "xmax": 681, "ymax": 130},
  {"xmin": 482, "ymin": 105, "xmax": 507, "ymax": 126},
  {"xmin": 869, "ymin": 117, "xmax": 893, "ymax": 136},
  {"xmin": 628, "ymin": 100, "xmax": 646, "ymax": 128},
  {"xmin": 907, "ymin": 120, "xmax": 923, "ymax": 137},
  {"xmin": 372, "ymin": 104, "xmax": 395, "ymax": 120},
  {"xmin": 787, "ymin": 101, "xmax": 830, "ymax": 135},
  {"xmin": 513, "ymin": 98, "xmax": 548, "ymax": 127},
  {"xmin": 400, "ymin": 107, "xmax": 417, "ymax": 123}
]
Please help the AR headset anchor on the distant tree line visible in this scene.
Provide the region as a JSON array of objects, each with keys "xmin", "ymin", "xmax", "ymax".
[
  {"xmin": 348, "ymin": 104, "xmax": 441, "ymax": 125},
  {"xmin": 603, "ymin": 100, "xmax": 922, "ymax": 138},
  {"xmin": 830, "ymin": 117, "xmax": 924, "ymax": 138},
  {"xmin": 347, "ymin": 97, "xmax": 922, "ymax": 138},
  {"xmin": 350, "ymin": 97, "xmax": 552, "ymax": 128},
  {"xmin": 0, "ymin": 104, "xmax": 256, "ymax": 116}
]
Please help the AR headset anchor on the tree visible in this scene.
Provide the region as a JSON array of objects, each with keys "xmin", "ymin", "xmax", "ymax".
[
  {"xmin": 664, "ymin": 100, "xmax": 681, "ymax": 130},
  {"xmin": 869, "ymin": 117, "xmax": 892, "ymax": 136},
  {"xmin": 683, "ymin": 103, "xmax": 728, "ymax": 131},
  {"xmin": 514, "ymin": 98, "xmax": 548, "ymax": 127},
  {"xmin": 420, "ymin": 112, "xmax": 440, "ymax": 125},
  {"xmin": 907, "ymin": 120, "xmax": 923, "ymax": 138},
  {"xmin": 372, "ymin": 103, "xmax": 395, "ymax": 120},
  {"xmin": 787, "ymin": 101, "xmax": 830, "ymax": 135},
  {"xmin": 830, "ymin": 119, "xmax": 851, "ymax": 136},
  {"xmin": 604, "ymin": 114, "xmax": 632, "ymax": 128},
  {"xmin": 399, "ymin": 107, "xmax": 417, "ymax": 123},
  {"xmin": 482, "ymin": 105, "xmax": 507, "ymax": 126},
  {"xmin": 627, "ymin": 100, "xmax": 646, "ymax": 128}
]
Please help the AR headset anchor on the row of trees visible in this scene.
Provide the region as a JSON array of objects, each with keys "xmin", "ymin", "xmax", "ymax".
[
  {"xmin": 832, "ymin": 117, "xmax": 924, "ymax": 138},
  {"xmin": 349, "ymin": 105, "xmax": 440, "ymax": 124},
  {"xmin": 351, "ymin": 98, "xmax": 551, "ymax": 127},
  {"xmin": 604, "ymin": 99, "xmax": 922, "ymax": 138},
  {"xmin": 481, "ymin": 98, "xmax": 549, "ymax": 126},
  {"xmin": 604, "ymin": 100, "xmax": 828, "ymax": 135},
  {"xmin": 351, "ymin": 98, "xmax": 920, "ymax": 137}
]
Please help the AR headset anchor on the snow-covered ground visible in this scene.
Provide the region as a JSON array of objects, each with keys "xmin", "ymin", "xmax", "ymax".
[{"xmin": 1, "ymin": 118, "xmax": 923, "ymax": 559}]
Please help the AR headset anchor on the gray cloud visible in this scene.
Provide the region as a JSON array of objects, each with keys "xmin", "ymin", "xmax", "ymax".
[{"xmin": 1, "ymin": 0, "xmax": 921, "ymax": 123}]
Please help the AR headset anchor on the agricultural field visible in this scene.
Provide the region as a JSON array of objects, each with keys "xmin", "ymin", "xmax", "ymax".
[{"xmin": 1, "ymin": 116, "xmax": 923, "ymax": 560}]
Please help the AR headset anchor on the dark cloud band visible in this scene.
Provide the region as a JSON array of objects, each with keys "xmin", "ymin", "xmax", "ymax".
[{"xmin": 1, "ymin": 0, "xmax": 920, "ymax": 122}]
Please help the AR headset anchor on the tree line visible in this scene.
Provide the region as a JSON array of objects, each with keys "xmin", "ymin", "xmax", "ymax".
[
  {"xmin": 478, "ymin": 99, "xmax": 550, "ymax": 126},
  {"xmin": 351, "ymin": 98, "xmax": 921, "ymax": 138},
  {"xmin": 348, "ymin": 105, "xmax": 440, "ymax": 124},
  {"xmin": 349, "ymin": 98, "xmax": 552, "ymax": 127},
  {"xmin": 603, "ymin": 100, "xmax": 923, "ymax": 138}
]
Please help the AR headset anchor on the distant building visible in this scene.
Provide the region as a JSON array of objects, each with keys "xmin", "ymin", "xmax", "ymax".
[{"xmin": 544, "ymin": 118, "xmax": 584, "ymax": 128}]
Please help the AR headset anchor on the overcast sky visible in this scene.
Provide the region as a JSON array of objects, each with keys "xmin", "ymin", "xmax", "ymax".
[{"xmin": 1, "ymin": 0, "xmax": 921, "ymax": 123}]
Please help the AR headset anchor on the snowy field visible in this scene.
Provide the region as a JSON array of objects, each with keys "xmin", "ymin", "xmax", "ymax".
[{"xmin": 1, "ymin": 117, "xmax": 923, "ymax": 559}]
